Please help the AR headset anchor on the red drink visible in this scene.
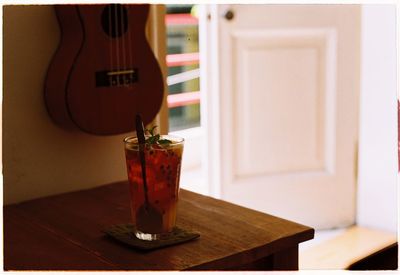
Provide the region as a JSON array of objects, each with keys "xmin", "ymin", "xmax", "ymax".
[{"xmin": 124, "ymin": 135, "xmax": 184, "ymax": 239}]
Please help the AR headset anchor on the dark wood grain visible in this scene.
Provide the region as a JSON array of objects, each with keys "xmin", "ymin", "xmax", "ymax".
[
  {"xmin": 4, "ymin": 208, "xmax": 116, "ymax": 270},
  {"xmin": 4, "ymin": 181, "xmax": 314, "ymax": 270}
]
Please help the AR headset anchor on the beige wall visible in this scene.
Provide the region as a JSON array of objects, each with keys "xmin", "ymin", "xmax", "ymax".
[{"xmin": 3, "ymin": 5, "xmax": 136, "ymax": 204}]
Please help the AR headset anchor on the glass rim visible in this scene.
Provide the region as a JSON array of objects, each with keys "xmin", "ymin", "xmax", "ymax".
[{"xmin": 123, "ymin": 134, "xmax": 185, "ymax": 147}]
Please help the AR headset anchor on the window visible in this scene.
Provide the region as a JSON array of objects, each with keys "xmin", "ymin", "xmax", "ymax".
[
  {"xmin": 165, "ymin": 5, "xmax": 206, "ymax": 194},
  {"xmin": 165, "ymin": 4, "xmax": 200, "ymax": 132}
]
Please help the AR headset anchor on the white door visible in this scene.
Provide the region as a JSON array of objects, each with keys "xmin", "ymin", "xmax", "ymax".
[{"xmin": 202, "ymin": 4, "xmax": 361, "ymax": 229}]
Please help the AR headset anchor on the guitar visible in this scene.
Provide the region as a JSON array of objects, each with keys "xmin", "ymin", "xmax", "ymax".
[{"xmin": 44, "ymin": 4, "xmax": 164, "ymax": 135}]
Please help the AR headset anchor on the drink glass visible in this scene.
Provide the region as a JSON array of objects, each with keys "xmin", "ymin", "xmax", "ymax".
[{"xmin": 123, "ymin": 135, "xmax": 184, "ymax": 241}]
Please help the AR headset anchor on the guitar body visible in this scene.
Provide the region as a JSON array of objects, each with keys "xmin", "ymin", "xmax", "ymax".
[{"xmin": 45, "ymin": 4, "xmax": 164, "ymax": 135}]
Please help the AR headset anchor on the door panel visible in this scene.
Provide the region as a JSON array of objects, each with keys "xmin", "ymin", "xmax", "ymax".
[
  {"xmin": 207, "ymin": 5, "xmax": 360, "ymax": 229},
  {"xmin": 233, "ymin": 29, "xmax": 336, "ymax": 177}
]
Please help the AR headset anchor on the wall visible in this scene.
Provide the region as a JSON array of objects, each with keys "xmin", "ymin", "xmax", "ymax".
[
  {"xmin": 3, "ymin": 5, "xmax": 132, "ymax": 204},
  {"xmin": 357, "ymin": 4, "xmax": 398, "ymax": 233}
]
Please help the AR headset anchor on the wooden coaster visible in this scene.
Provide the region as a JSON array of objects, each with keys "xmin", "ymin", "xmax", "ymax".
[{"xmin": 104, "ymin": 223, "xmax": 200, "ymax": 251}]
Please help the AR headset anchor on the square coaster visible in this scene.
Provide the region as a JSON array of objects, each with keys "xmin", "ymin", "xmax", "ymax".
[{"xmin": 104, "ymin": 223, "xmax": 200, "ymax": 251}]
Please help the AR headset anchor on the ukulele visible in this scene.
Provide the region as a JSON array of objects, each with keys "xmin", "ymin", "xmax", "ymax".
[{"xmin": 44, "ymin": 4, "xmax": 164, "ymax": 135}]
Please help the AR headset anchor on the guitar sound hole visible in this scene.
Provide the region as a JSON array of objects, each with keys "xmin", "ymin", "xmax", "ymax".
[{"xmin": 101, "ymin": 4, "xmax": 128, "ymax": 38}]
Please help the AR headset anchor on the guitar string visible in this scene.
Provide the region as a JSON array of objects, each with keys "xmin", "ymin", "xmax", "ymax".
[
  {"xmin": 127, "ymin": 4, "xmax": 133, "ymax": 87},
  {"xmin": 114, "ymin": 3, "xmax": 120, "ymax": 86},
  {"xmin": 120, "ymin": 4, "xmax": 126, "ymax": 81},
  {"xmin": 108, "ymin": 4, "xmax": 113, "ymax": 84}
]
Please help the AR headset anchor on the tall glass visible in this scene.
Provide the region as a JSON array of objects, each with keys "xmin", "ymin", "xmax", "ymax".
[{"xmin": 124, "ymin": 135, "xmax": 184, "ymax": 241}]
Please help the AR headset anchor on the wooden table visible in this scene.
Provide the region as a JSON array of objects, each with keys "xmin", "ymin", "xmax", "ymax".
[{"xmin": 4, "ymin": 181, "xmax": 314, "ymax": 270}]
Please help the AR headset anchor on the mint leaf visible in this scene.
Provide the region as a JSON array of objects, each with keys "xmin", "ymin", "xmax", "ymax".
[
  {"xmin": 142, "ymin": 125, "xmax": 172, "ymax": 146},
  {"xmin": 146, "ymin": 134, "xmax": 160, "ymax": 144},
  {"xmin": 158, "ymin": 139, "xmax": 172, "ymax": 145},
  {"xmin": 145, "ymin": 126, "xmax": 158, "ymax": 136}
]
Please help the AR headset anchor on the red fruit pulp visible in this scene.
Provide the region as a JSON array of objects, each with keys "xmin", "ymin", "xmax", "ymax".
[{"xmin": 124, "ymin": 140, "xmax": 184, "ymax": 233}]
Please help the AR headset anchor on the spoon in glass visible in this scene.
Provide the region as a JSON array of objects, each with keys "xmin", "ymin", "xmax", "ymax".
[{"xmin": 135, "ymin": 114, "xmax": 163, "ymax": 235}]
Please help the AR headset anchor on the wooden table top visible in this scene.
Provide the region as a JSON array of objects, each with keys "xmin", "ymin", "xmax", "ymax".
[{"xmin": 4, "ymin": 181, "xmax": 314, "ymax": 270}]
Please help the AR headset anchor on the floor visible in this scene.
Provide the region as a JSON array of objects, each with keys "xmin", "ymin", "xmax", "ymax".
[
  {"xmin": 299, "ymin": 226, "xmax": 398, "ymax": 270},
  {"xmin": 299, "ymin": 228, "xmax": 346, "ymax": 251}
]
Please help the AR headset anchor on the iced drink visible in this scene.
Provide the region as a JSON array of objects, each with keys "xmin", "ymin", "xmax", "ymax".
[{"xmin": 124, "ymin": 135, "xmax": 184, "ymax": 240}]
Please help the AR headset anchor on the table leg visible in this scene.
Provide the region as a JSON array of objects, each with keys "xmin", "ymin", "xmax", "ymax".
[
  {"xmin": 271, "ymin": 244, "xmax": 299, "ymax": 270},
  {"xmin": 226, "ymin": 244, "xmax": 299, "ymax": 271}
]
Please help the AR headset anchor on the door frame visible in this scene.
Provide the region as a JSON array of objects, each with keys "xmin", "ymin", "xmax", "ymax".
[
  {"xmin": 356, "ymin": 4, "xmax": 397, "ymax": 233},
  {"xmin": 199, "ymin": 4, "xmax": 223, "ymax": 198}
]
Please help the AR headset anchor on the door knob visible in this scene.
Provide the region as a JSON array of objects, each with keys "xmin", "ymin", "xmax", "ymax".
[{"xmin": 224, "ymin": 10, "xmax": 234, "ymax": 21}]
